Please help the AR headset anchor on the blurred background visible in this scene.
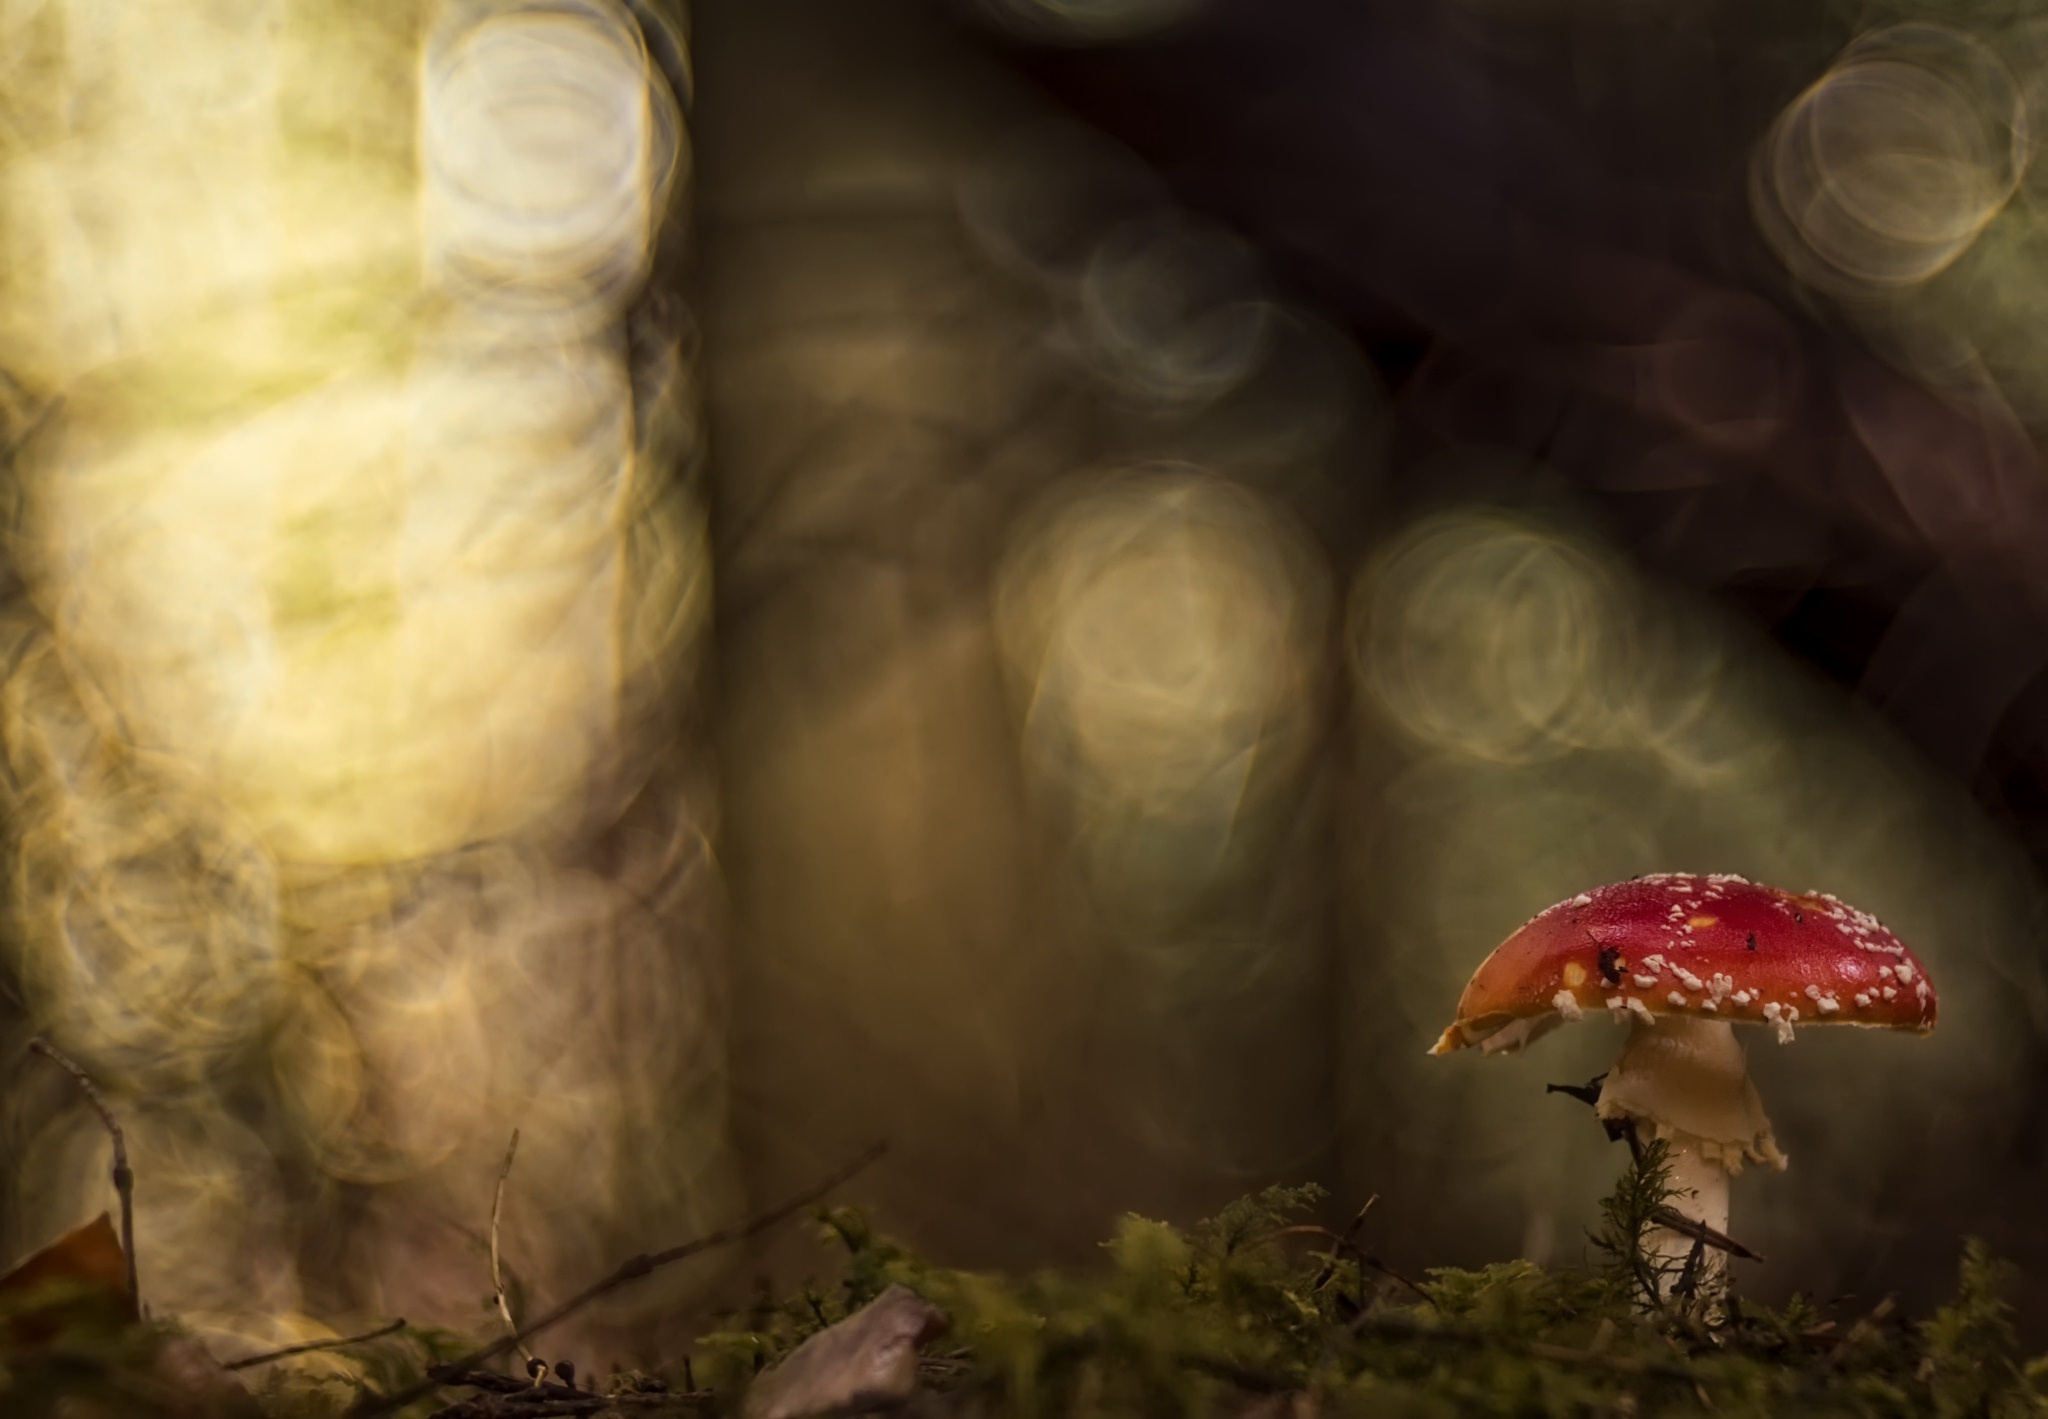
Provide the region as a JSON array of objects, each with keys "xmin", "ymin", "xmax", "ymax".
[
  {"xmin": 3, "ymin": 0, "xmax": 2048, "ymax": 1377},
  {"xmin": 705, "ymin": 0, "xmax": 2048, "ymax": 1340}
]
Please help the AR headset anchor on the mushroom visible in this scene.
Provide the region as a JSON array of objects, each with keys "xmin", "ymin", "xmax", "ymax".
[{"xmin": 1430, "ymin": 873, "xmax": 1937, "ymax": 1296}]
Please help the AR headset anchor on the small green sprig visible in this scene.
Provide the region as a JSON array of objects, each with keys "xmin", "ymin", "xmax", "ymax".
[{"xmin": 1587, "ymin": 1134, "xmax": 1681, "ymax": 1312}]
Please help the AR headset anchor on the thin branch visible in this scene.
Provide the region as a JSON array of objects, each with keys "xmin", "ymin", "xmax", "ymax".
[
  {"xmin": 1248, "ymin": 1221, "xmax": 1380, "ymax": 1288},
  {"xmin": 1648, "ymin": 1206, "xmax": 1764, "ymax": 1264},
  {"xmin": 1361, "ymin": 1254, "xmax": 1433, "ymax": 1305},
  {"xmin": 1673, "ymin": 1235, "xmax": 1709, "ymax": 1303},
  {"xmin": 350, "ymin": 1140, "xmax": 889, "ymax": 1418},
  {"xmin": 225, "ymin": 1318, "xmax": 409, "ymax": 1371},
  {"xmin": 1249, "ymin": 1199, "xmax": 1424, "ymax": 1307},
  {"xmin": 27, "ymin": 1038, "xmax": 137, "ymax": 1308},
  {"xmin": 1312, "ymin": 1196, "xmax": 1377, "ymax": 1293},
  {"xmin": 1247, "ymin": 1222, "xmax": 1354, "ymax": 1252},
  {"xmin": 429, "ymin": 1394, "xmax": 698, "ymax": 1419},
  {"xmin": 1545, "ymin": 1075, "xmax": 1608, "ymax": 1109},
  {"xmin": 488, "ymin": 1128, "xmax": 535, "ymax": 1366}
]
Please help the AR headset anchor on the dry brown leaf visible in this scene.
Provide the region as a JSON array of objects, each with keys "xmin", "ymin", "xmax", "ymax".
[{"xmin": 0, "ymin": 1211, "xmax": 136, "ymax": 1344}]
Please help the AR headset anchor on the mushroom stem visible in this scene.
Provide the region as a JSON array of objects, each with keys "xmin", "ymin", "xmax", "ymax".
[
  {"xmin": 1652, "ymin": 1137, "xmax": 1732, "ymax": 1295},
  {"xmin": 1595, "ymin": 1014, "xmax": 1783, "ymax": 1306}
]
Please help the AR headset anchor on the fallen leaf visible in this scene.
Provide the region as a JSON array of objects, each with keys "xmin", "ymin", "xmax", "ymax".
[
  {"xmin": 744, "ymin": 1285, "xmax": 950, "ymax": 1419},
  {"xmin": 0, "ymin": 1212, "xmax": 135, "ymax": 1344}
]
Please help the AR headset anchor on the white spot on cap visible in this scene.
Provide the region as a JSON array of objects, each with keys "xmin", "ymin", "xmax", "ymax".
[
  {"xmin": 1667, "ymin": 991, "xmax": 1688, "ymax": 1008},
  {"xmin": 1815, "ymin": 995, "xmax": 1840, "ymax": 1014},
  {"xmin": 1762, "ymin": 1002, "xmax": 1782, "ymax": 1021},
  {"xmin": 1895, "ymin": 963, "xmax": 1916, "ymax": 984},
  {"xmin": 1731, "ymin": 989, "xmax": 1753, "ymax": 1005},
  {"xmin": 1853, "ymin": 992, "xmax": 1872, "ymax": 1008},
  {"xmin": 1633, "ymin": 974, "xmax": 1659, "ymax": 989},
  {"xmin": 1674, "ymin": 968, "xmax": 1705, "ymax": 993},
  {"xmin": 1882, "ymin": 985, "xmax": 1898, "ymax": 1001},
  {"xmin": 1878, "ymin": 964, "xmax": 1895, "ymax": 981},
  {"xmin": 1916, "ymin": 979, "xmax": 1930, "ymax": 1002},
  {"xmin": 1552, "ymin": 990, "xmax": 1584, "ymax": 1022}
]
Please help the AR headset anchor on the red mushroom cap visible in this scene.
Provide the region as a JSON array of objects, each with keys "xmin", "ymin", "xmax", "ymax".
[{"xmin": 1431, "ymin": 873, "xmax": 1937, "ymax": 1054}]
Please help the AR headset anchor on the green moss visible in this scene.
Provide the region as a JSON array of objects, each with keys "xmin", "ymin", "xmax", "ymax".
[
  {"xmin": 690, "ymin": 1145, "xmax": 2048, "ymax": 1418},
  {"xmin": 6, "ymin": 1151, "xmax": 2046, "ymax": 1417}
]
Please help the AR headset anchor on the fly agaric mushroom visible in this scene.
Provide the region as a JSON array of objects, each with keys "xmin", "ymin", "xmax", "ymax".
[{"xmin": 1431, "ymin": 873, "xmax": 1936, "ymax": 1294}]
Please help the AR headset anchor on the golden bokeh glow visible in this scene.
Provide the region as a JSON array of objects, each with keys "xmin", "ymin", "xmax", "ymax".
[
  {"xmin": 996, "ymin": 466, "xmax": 1328, "ymax": 899},
  {"xmin": 0, "ymin": 0, "xmax": 731, "ymax": 1367}
]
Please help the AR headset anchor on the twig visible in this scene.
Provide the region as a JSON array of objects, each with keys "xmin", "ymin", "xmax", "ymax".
[
  {"xmin": 1362, "ymin": 1253, "xmax": 1432, "ymax": 1305},
  {"xmin": 489, "ymin": 1129, "xmax": 536, "ymax": 1366},
  {"xmin": 1259, "ymin": 1193, "xmax": 1424, "ymax": 1307},
  {"xmin": 225, "ymin": 1318, "xmax": 409, "ymax": 1371},
  {"xmin": 350, "ymin": 1141, "xmax": 889, "ymax": 1418},
  {"xmin": 1248, "ymin": 1217, "xmax": 1400, "ymax": 1300},
  {"xmin": 1546, "ymin": 1074, "xmax": 1608, "ymax": 1109},
  {"xmin": 1648, "ymin": 1207, "xmax": 1764, "ymax": 1263},
  {"xmin": 1311, "ymin": 1196, "xmax": 1377, "ymax": 1293},
  {"xmin": 1247, "ymin": 1223, "xmax": 1356, "ymax": 1253},
  {"xmin": 1673, "ymin": 1235, "xmax": 1708, "ymax": 1302},
  {"xmin": 27, "ymin": 1038, "xmax": 137, "ymax": 1309},
  {"xmin": 430, "ymin": 1394, "xmax": 699, "ymax": 1418},
  {"xmin": 1342, "ymin": 1196, "xmax": 1377, "ymax": 1232}
]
